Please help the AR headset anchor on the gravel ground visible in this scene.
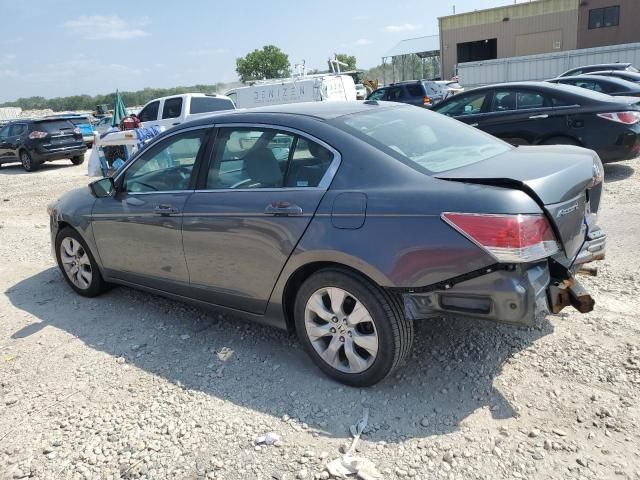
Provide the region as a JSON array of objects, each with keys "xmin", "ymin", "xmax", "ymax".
[{"xmin": 0, "ymin": 154, "xmax": 639, "ymax": 480}]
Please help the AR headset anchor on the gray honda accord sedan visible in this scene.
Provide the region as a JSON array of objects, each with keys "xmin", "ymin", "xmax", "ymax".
[{"xmin": 48, "ymin": 101, "xmax": 606, "ymax": 386}]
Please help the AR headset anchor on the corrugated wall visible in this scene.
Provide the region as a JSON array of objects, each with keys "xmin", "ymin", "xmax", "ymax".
[{"xmin": 457, "ymin": 42, "xmax": 640, "ymax": 88}]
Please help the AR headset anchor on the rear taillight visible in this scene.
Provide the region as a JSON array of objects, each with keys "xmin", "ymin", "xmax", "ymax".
[
  {"xmin": 28, "ymin": 131, "xmax": 48, "ymax": 139},
  {"xmin": 73, "ymin": 127, "xmax": 81, "ymax": 135},
  {"xmin": 597, "ymin": 111, "xmax": 640, "ymax": 124},
  {"xmin": 423, "ymin": 96, "xmax": 432, "ymax": 105},
  {"xmin": 442, "ymin": 213, "xmax": 559, "ymax": 263}
]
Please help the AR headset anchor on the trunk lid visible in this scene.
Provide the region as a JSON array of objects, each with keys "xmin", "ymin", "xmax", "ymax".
[
  {"xmin": 32, "ymin": 119, "xmax": 83, "ymax": 150},
  {"xmin": 435, "ymin": 145, "xmax": 601, "ymax": 261}
]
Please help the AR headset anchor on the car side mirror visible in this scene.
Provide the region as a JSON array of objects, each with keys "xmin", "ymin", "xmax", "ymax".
[{"xmin": 89, "ymin": 177, "xmax": 115, "ymax": 198}]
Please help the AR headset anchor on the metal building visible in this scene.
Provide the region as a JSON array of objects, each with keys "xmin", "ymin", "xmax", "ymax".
[
  {"xmin": 381, "ymin": 35, "xmax": 441, "ymax": 84},
  {"xmin": 439, "ymin": 0, "xmax": 640, "ymax": 79}
]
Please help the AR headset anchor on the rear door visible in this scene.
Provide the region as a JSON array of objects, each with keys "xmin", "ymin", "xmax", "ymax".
[
  {"xmin": 479, "ymin": 88, "xmax": 568, "ymax": 145},
  {"xmin": 182, "ymin": 125, "xmax": 339, "ymax": 314}
]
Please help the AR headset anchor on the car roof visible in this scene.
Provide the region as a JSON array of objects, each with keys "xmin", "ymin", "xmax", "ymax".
[
  {"xmin": 568, "ymin": 63, "xmax": 632, "ymax": 70},
  {"xmin": 558, "ymin": 74, "xmax": 640, "ymax": 86},
  {"xmin": 145, "ymin": 93, "xmax": 232, "ymax": 103}
]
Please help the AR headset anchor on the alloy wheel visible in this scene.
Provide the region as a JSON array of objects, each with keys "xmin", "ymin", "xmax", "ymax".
[
  {"xmin": 21, "ymin": 152, "xmax": 32, "ymax": 170},
  {"xmin": 304, "ymin": 287, "xmax": 379, "ymax": 374},
  {"xmin": 59, "ymin": 237, "xmax": 93, "ymax": 290}
]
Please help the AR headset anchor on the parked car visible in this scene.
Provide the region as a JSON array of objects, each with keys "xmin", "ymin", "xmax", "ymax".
[
  {"xmin": 95, "ymin": 116, "xmax": 114, "ymax": 135},
  {"xmin": 0, "ymin": 118, "xmax": 86, "ymax": 171},
  {"xmin": 431, "ymin": 81, "xmax": 640, "ymax": 162},
  {"xmin": 548, "ymin": 75, "xmax": 640, "ymax": 97},
  {"xmin": 367, "ymin": 80, "xmax": 434, "ymax": 108},
  {"xmin": 49, "ymin": 102, "xmax": 605, "ymax": 386},
  {"xmin": 355, "ymin": 83, "xmax": 367, "ymax": 100},
  {"xmin": 586, "ymin": 70, "xmax": 640, "ymax": 84},
  {"xmin": 558, "ymin": 62, "xmax": 637, "ymax": 77},
  {"xmin": 138, "ymin": 93, "xmax": 235, "ymax": 130},
  {"xmin": 47, "ymin": 114, "xmax": 96, "ymax": 147},
  {"xmin": 366, "ymin": 80, "xmax": 463, "ymax": 108}
]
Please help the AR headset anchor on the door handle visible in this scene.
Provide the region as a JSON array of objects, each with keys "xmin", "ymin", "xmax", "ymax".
[
  {"xmin": 529, "ymin": 114, "xmax": 549, "ymax": 119},
  {"xmin": 153, "ymin": 204, "xmax": 180, "ymax": 215},
  {"xmin": 264, "ymin": 202, "xmax": 303, "ymax": 217},
  {"xmin": 172, "ymin": 122, "xmax": 181, "ymax": 126}
]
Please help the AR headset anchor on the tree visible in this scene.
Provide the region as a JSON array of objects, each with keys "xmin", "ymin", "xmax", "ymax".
[
  {"xmin": 235, "ymin": 45, "xmax": 290, "ymax": 83},
  {"xmin": 328, "ymin": 54, "xmax": 356, "ymax": 72}
]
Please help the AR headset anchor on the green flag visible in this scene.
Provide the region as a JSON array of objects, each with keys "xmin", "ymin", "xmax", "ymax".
[{"xmin": 111, "ymin": 90, "xmax": 127, "ymax": 128}]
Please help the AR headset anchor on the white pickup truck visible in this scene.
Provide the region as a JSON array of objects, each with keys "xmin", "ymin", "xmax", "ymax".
[{"xmin": 137, "ymin": 93, "xmax": 235, "ymax": 130}]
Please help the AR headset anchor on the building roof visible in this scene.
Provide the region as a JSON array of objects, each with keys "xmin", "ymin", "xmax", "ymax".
[{"xmin": 383, "ymin": 35, "xmax": 440, "ymax": 59}]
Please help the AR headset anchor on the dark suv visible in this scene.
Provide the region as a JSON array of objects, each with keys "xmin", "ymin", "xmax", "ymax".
[
  {"xmin": 367, "ymin": 81, "xmax": 434, "ymax": 108},
  {"xmin": 0, "ymin": 118, "xmax": 87, "ymax": 172}
]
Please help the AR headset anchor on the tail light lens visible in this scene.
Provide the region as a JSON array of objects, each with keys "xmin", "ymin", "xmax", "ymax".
[
  {"xmin": 28, "ymin": 131, "xmax": 48, "ymax": 140},
  {"xmin": 423, "ymin": 96, "xmax": 432, "ymax": 105},
  {"xmin": 597, "ymin": 111, "xmax": 640, "ymax": 124},
  {"xmin": 442, "ymin": 213, "xmax": 559, "ymax": 263}
]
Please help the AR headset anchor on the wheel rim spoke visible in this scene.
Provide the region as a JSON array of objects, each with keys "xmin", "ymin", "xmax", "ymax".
[
  {"xmin": 307, "ymin": 294, "xmax": 334, "ymax": 322},
  {"xmin": 327, "ymin": 287, "xmax": 346, "ymax": 315},
  {"xmin": 320, "ymin": 335, "xmax": 342, "ymax": 369},
  {"xmin": 78, "ymin": 252, "xmax": 91, "ymax": 266},
  {"xmin": 306, "ymin": 321, "xmax": 333, "ymax": 341},
  {"xmin": 352, "ymin": 331, "xmax": 378, "ymax": 356},
  {"xmin": 344, "ymin": 338, "xmax": 369, "ymax": 372},
  {"xmin": 347, "ymin": 301, "xmax": 370, "ymax": 326}
]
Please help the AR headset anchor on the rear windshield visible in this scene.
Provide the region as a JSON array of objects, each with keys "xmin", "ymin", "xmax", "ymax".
[
  {"xmin": 67, "ymin": 117, "xmax": 90, "ymax": 125},
  {"xmin": 190, "ymin": 96, "xmax": 234, "ymax": 114},
  {"xmin": 32, "ymin": 120, "xmax": 76, "ymax": 133},
  {"xmin": 333, "ymin": 105, "xmax": 512, "ymax": 174}
]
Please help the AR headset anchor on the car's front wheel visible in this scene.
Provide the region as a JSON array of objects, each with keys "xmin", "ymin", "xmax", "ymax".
[
  {"xmin": 294, "ymin": 268, "xmax": 413, "ymax": 387},
  {"xmin": 55, "ymin": 227, "xmax": 108, "ymax": 297},
  {"xmin": 71, "ymin": 155, "xmax": 85, "ymax": 165},
  {"xmin": 20, "ymin": 151, "xmax": 38, "ymax": 172}
]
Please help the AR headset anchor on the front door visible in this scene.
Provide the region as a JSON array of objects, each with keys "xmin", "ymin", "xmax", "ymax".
[
  {"xmin": 0, "ymin": 123, "xmax": 25, "ymax": 164},
  {"xmin": 435, "ymin": 90, "xmax": 492, "ymax": 128},
  {"xmin": 92, "ymin": 128, "xmax": 209, "ymax": 292},
  {"xmin": 182, "ymin": 126, "xmax": 338, "ymax": 314}
]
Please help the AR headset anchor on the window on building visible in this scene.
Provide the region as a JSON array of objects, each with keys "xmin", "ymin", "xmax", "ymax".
[{"xmin": 588, "ymin": 6, "xmax": 620, "ymax": 29}]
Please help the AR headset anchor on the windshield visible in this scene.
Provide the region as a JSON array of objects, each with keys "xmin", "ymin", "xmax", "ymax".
[{"xmin": 333, "ymin": 105, "xmax": 512, "ymax": 174}]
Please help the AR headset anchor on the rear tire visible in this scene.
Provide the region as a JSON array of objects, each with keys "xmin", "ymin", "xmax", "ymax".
[
  {"xmin": 540, "ymin": 136, "xmax": 580, "ymax": 146},
  {"xmin": 71, "ymin": 155, "xmax": 85, "ymax": 165},
  {"xmin": 55, "ymin": 227, "xmax": 109, "ymax": 297},
  {"xmin": 294, "ymin": 268, "xmax": 413, "ymax": 387},
  {"xmin": 20, "ymin": 151, "xmax": 38, "ymax": 172}
]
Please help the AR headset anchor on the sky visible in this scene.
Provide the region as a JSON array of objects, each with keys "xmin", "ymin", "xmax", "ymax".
[{"xmin": 0, "ymin": 0, "xmax": 527, "ymax": 103}]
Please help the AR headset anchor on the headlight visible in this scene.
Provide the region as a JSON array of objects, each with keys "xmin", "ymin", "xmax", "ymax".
[{"xmin": 590, "ymin": 157, "xmax": 604, "ymax": 188}]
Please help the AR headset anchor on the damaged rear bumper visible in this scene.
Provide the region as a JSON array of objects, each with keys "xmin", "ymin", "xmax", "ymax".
[{"xmin": 402, "ymin": 262, "xmax": 596, "ymax": 327}]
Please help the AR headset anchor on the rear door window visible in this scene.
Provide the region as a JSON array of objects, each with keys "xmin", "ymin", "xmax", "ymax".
[
  {"xmin": 138, "ymin": 101, "xmax": 160, "ymax": 122},
  {"xmin": 190, "ymin": 96, "xmax": 234, "ymax": 114},
  {"xmin": 388, "ymin": 87, "xmax": 406, "ymax": 101},
  {"xmin": 162, "ymin": 97, "xmax": 183, "ymax": 119},
  {"xmin": 490, "ymin": 90, "xmax": 547, "ymax": 111},
  {"xmin": 406, "ymin": 84, "xmax": 424, "ymax": 97},
  {"xmin": 8, "ymin": 124, "xmax": 26, "ymax": 136}
]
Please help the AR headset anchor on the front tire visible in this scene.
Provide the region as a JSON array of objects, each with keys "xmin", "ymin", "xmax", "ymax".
[
  {"xmin": 294, "ymin": 268, "xmax": 413, "ymax": 387},
  {"xmin": 20, "ymin": 151, "xmax": 38, "ymax": 172},
  {"xmin": 55, "ymin": 227, "xmax": 108, "ymax": 297},
  {"xmin": 71, "ymin": 155, "xmax": 85, "ymax": 165}
]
